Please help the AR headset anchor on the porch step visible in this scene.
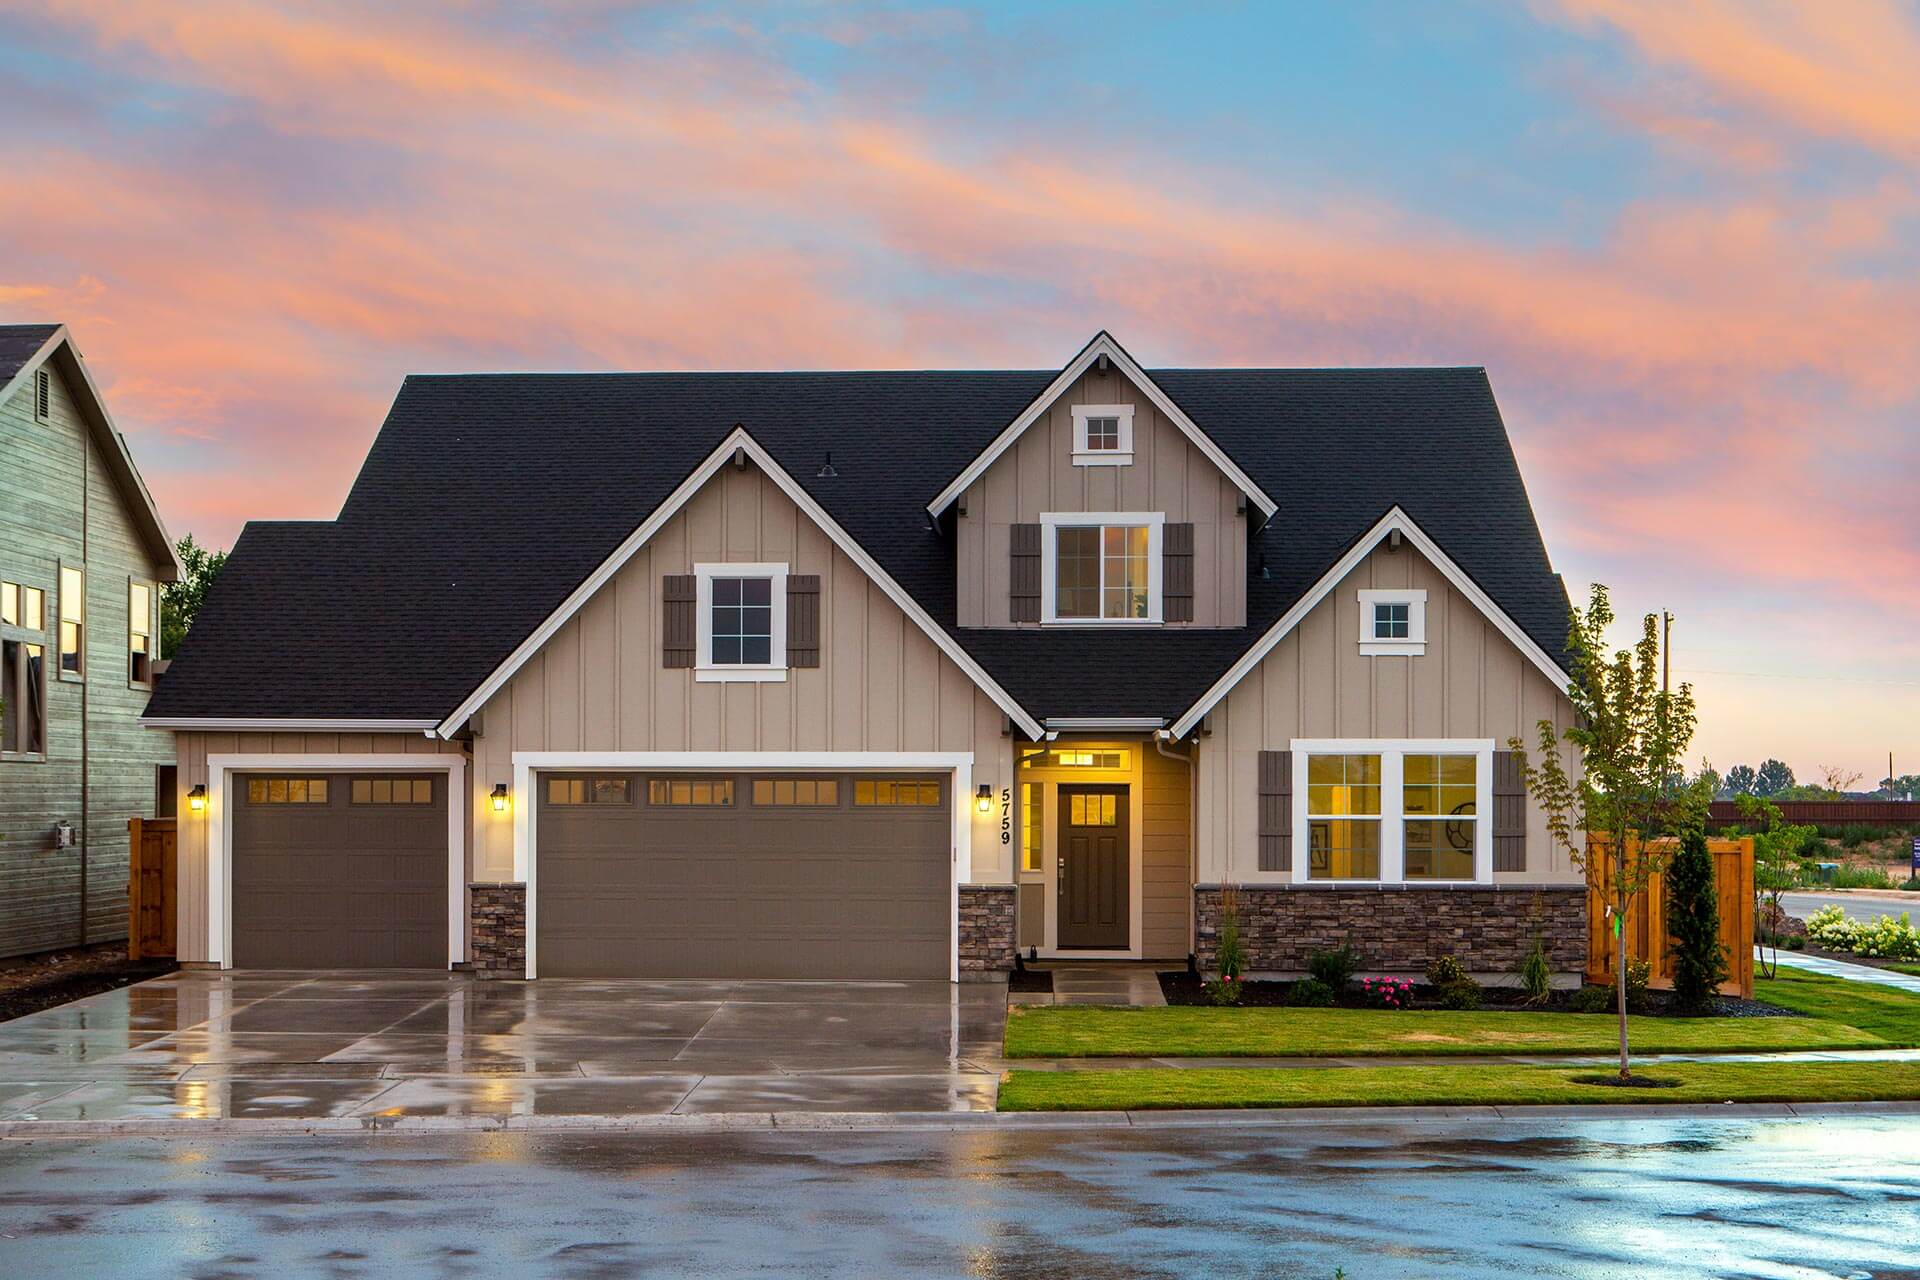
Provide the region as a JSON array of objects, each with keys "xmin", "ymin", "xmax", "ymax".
[{"xmin": 1040, "ymin": 966, "xmax": 1168, "ymax": 1007}]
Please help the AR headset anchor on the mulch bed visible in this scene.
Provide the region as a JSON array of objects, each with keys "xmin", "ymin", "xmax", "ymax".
[
  {"xmin": 0, "ymin": 944, "xmax": 176, "ymax": 1023},
  {"xmin": 1156, "ymin": 972, "xmax": 1798, "ymax": 1018}
]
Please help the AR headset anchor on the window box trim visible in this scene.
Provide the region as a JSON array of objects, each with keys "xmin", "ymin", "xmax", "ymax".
[
  {"xmin": 1038, "ymin": 511, "xmax": 1165, "ymax": 625},
  {"xmin": 1069, "ymin": 403, "xmax": 1135, "ymax": 466},
  {"xmin": 693, "ymin": 561, "xmax": 788, "ymax": 682},
  {"xmin": 57, "ymin": 562, "xmax": 84, "ymax": 683},
  {"xmin": 1286, "ymin": 738, "xmax": 1494, "ymax": 887},
  {"xmin": 1357, "ymin": 588, "xmax": 1427, "ymax": 656}
]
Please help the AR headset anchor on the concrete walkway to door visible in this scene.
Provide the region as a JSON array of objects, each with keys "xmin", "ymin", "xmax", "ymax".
[
  {"xmin": 0, "ymin": 971, "xmax": 1006, "ymax": 1127},
  {"xmin": 1014, "ymin": 964, "xmax": 1168, "ymax": 1007}
]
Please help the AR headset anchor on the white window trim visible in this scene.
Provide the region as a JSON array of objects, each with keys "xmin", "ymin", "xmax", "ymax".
[
  {"xmin": 1039, "ymin": 511, "xmax": 1164, "ymax": 625},
  {"xmin": 1070, "ymin": 403, "xmax": 1135, "ymax": 466},
  {"xmin": 1357, "ymin": 588, "xmax": 1427, "ymax": 656},
  {"xmin": 57, "ymin": 562, "xmax": 84, "ymax": 683},
  {"xmin": 694, "ymin": 562, "xmax": 788, "ymax": 682},
  {"xmin": 1289, "ymin": 738, "xmax": 1493, "ymax": 886}
]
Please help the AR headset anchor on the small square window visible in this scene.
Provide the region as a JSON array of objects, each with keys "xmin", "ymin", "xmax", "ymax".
[
  {"xmin": 1374, "ymin": 602, "xmax": 1410, "ymax": 639},
  {"xmin": 1070, "ymin": 404, "xmax": 1134, "ymax": 464},
  {"xmin": 1357, "ymin": 591, "xmax": 1426, "ymax": 655}
]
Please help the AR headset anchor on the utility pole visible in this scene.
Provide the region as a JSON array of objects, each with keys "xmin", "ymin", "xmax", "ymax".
[{"xmin": 1662, "ymin": 611, "xmax": 1673, "ymax": 694}]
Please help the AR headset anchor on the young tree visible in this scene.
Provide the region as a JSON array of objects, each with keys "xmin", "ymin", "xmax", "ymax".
[
  {"xmin": 160, "ymin": 534, "xmax": 227, "ymax": 659},
  {"xmin": 1666, "ymin": 828, "xmax": 1727, "ymax": 1013},
  {"xmin": 1818, "ymin": 765, "xmax": 1865, "ymax": 795},
  {"xmin": 1755, "ymin": 758, "xmax": 1795, "ymax": 797},
  {"xmin": 1691, "ymin": 763, "xmax": 1723, "ymax": 801},
  {"xmin": 1511, "ymin": 584, "xmax": 1705, "ymax": 1080},
  {"xmin": 1738, "ymin": 793, "xmax": 1815, "ymax": 980}
]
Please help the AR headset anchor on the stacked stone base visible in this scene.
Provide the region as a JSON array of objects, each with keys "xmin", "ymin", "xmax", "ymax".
[
  {"xmin": 1195, "ymin": 885, "xmax": 1587, "ymax": 981},
  {"xmin": 958, "ymin": 884, "xmax": 1017, "ymax": 979},
  {"xmin": 467, "ymin": 882, "xmax": 527, "ymax": 977}
]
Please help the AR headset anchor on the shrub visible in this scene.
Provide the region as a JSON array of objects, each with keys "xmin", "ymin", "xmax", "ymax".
[
  {"xmin": 1288, "ymin": 977, "xmax": 1336, "ymax": 1007},
  {"xmin": 1568, "ymin": 985, "xmax": 1612, "ymax": 1013},
  {"xmin": 1831, "ymin": 864, "xmax": 1896, "ymax": 890},
  {"xmin": 1625, "ymin": 957, "xmax": 1652, "ymax": 1012},
  {"xmin": 1784, "ymin": 933, "xmax": 1805, "ymax": 950},
  {"xmin": 1436, "ymin": 975, "xmax": 1483, "ymax": 1010},
  {"xmin": 1307, "ymin": 944, "xmax": 1359, "ymax": 993},
  {"xmin": 1359, "ymin": 976, "xmax": 1413, "ymax": 1009},
  {"xmin": 1209, "ymin": 887, "xmax": 1247, "ymax": 1005},
  {"xmin": 1425, "ymin": 955, "xmax": 1468, "ymax": 988},
  {"xmin": 1518, "ymin": 937, "xmax": 1553, "ymax": 1006},
  {"xmin": 1905, "ymin": 876, "xmax": 1920, "ymax": 892},
  {"xmin": 1666, "ymin": 829, "xmax": 1728, "ymax": 1014}
]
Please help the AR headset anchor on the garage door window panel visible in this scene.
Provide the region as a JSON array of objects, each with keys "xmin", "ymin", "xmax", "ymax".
[
  {"xmin": 854, "ymin": 779, "xmax": 942, "ymax": 806},
  {"xmin": 648, "ymin": 778, "xmax": 735, "ymax": 806},
  {"xmin": 350, "ymin": 777, "xmax": 434, "ymax": 805},
  {"xmin": 752, "ymin": 778, "xmax": 840, "ymax": 806},
  {"xmin": 247, "ymin": 777, "xmax": 329, "ymax": 804},
  {"xmin": 547, "ymin": 776, "xmax": 634, "ymax": 806}
]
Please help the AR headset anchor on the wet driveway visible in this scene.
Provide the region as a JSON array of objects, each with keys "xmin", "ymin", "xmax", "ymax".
[
  {"xmin": 1, "ymin": 1113, "xmax": 1916, "ymax": 1276},
  {"xmin": 0, "ymin": 971, "xmax": 1005, "ymax": 1122}
]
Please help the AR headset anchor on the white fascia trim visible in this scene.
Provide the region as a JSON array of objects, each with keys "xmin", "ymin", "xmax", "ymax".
[
  {"xmin": 1289, "ymin": 738, "xmax": 1494, "ymax": 887},
  {"xmin": 142, "ymin": 717, "xmax": 441, "ymax": 732},
  {"xmin": 201, "ymin": 753, "xmax": 467, "ymax": 970},
  {"xmin": 510, "ymin": 750, "xmax": 975, "ymax": 983},
  {"xmin": 694, "ymin": 561, "xmax": 788, "ymax": 682},
  {"xmin": 1169, "ymin": 507, "xmax": 1572, "ymax": 738},
  {"xmin": 435, "ymin": 428, "xmax": 1045, "ymax": 741},
  {"xmin": 1070, "ymin": 403, "xmax": 1134, "ymax": 465},
  {"xmin": 1044, "ymin": 717, "xmax": 1167, "ymax": 731},
  {"xmin": 926, "ymin": 332, "xmax": 1277, "ymax": 520},
  {"xmin": 1039, "ymin": 510, "xmax": 1165, "ymax": 625}
]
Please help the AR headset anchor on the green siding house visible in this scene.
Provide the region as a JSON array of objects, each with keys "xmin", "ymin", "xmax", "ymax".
[{"xmin": 0, "ymin": 324, "xmax": 180, "ymax": 959}]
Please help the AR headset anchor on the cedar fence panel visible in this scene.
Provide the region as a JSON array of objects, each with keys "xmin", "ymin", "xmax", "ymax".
[
  {"xmin": 127, "ymin": 817, "xmax": 177, "ymax": 961},
  {"xmin": 1586, "ymin": 835, "xmax": 1753, "ymax": 999}
]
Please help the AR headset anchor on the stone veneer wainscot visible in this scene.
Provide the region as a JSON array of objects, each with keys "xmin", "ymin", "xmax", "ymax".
[
  {"xmin": 958, "ymin": 884, "xmax": 1017, "ymax": 978},
  {"xmin": 467, "ymin": 882, "xmax": 526, "ymax": 977}
]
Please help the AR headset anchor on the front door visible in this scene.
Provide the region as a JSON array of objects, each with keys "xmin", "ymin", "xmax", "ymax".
[{"xmin": 1058, "ymin": 785, "xmax": 1129, "ymax": 949}]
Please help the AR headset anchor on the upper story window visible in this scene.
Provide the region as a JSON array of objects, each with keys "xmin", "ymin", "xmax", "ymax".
[
  {"xmin": 58, "ymin": 566, "xmax": 83, "ymax": 678},
  {"xmin": 1040, "ymin": 513, "xmax": 1163, "ymax": 624},
  {"xmin": 1293, "ymin": 740, "xmax": 1491, "ymax": 884},
  {"xmin": 128, "ymin": 580, "xmax": 155, "ymax": 686},
  {"xmin": 0, "ymin": 584, "xmax": 46, "ymax": 757},
  {"xmin": 1357, "ymin": 589, "xmax": 1426, "ymax": 656},
  {"xmin": 694, "ymin": 563, "xmax": 787, "ymax": 683},
  {"xmin": 1070, "ymin": 404, "xmax": 1134, "ymax": 466}
]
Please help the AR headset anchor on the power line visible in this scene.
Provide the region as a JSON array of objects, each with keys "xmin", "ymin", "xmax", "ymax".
[{"xmin": 1676, "ymin": 667, "xmax": 1920, "ymax": 688}]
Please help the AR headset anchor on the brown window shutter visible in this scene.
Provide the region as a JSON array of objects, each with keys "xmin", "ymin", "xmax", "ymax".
[
  {"xmin": 1009, "ymin": 523, "xmax": 1042, "ymax": 623},
  {"xmin": 1493, "ymin": 749, "xmax": 1527, "ymax": 872},
  {"xmin": 1257, "ymin": 749, "xmax": 1292, "ymax": 872},
  {"xmin": 786, "ymin": 575, "xmax": 821, "ymax": 668},
  {"xmin": 662, "ymin": 574, "xmax": 696, "ymax": 668},
  {"xmin": 1163, "ymin": 522, "xmax": 1195, "ymax": 622}
]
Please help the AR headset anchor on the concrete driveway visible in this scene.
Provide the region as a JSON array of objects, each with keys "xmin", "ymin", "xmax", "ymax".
[{"xmin": 0, "ymin": 971, "xmax": 1006, "ymax": 1124}]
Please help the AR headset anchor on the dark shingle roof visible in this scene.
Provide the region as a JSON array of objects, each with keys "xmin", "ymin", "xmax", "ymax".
[
  {"xmin": 147, "ymin": 366, "xmax": 1568, "ymax": 724},
  {"xmin": 0, "ymin": 324, "xmax": 61, "ymax": 384}
]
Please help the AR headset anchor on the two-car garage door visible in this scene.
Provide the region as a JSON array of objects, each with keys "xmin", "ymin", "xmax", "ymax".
[{"xmin": 536, "ymin": 773, "xmax": 950, "ymax": 980}]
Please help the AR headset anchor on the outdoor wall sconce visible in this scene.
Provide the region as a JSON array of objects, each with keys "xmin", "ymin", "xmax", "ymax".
[
  {"xmin": 491, "ymin": 783, "xmax": 510, "ymax": 813},
  {"xmin": 976, "ymin": 783, "xmax": 992, "ymax": 814},
  {"xmin": 187, "ymin": 784, "xmax": 207, "ymax": 812}
]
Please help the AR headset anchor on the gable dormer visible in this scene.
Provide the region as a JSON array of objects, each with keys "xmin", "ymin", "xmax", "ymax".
[{"xmin": 933, "ymin": 333, "xmax": 1274, "ymax": 629}]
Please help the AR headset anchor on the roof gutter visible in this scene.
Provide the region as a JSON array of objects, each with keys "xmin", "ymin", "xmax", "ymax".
[
  {"xmin": 1043, "ymin": 716, "xmax": 1168, "ymax": 733},
  {"xmin": 140, "ymin": 718, "xmax": 441, "ymax": 733}
]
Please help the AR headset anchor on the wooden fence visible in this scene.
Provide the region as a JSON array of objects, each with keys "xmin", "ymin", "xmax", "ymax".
[
  {"xmin": 1586, "ymin": 835, "xmax": 1754, "ymax": 999},
  {"xmin": 1707, "ymin": 800, "xmax": 1920, "ymax": 828},
  {"xmin": 127, "ymin": 817, "xmax": 176, "ymax": 961}
]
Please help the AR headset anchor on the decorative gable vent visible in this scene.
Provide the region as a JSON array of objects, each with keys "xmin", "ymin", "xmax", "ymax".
[{"xmin": 35, "ymin": 369, "xmax": 50, "ymax": 421}]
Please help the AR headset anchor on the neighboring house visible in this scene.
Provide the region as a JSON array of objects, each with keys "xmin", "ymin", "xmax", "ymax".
[
  {"xmin": 0, "ymin": 324, "xmax": 181, "ymax": 959},
  {"xmin": 144, "ymin": 332, "xmax": 1584, "ymax": 982}
]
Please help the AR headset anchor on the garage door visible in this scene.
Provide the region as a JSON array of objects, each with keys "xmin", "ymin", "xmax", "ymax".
[
  {"xmin": 537, "ymin": 772, "xmax": 950, "ymax": 979},
  {"xmin": 231, "ymin": 773, "xmax": 447, "ymax": 968}
]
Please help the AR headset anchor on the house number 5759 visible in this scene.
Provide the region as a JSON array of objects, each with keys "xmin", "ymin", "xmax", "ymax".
[{"xmin": 999, "ymin": 786, "xmax": 1013, "ymax": 844}]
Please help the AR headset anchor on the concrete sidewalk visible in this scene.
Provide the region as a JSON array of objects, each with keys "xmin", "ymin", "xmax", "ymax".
[{"xmin": 1770, "ymin": 949, "xmax": 1920, "ymax": 992}]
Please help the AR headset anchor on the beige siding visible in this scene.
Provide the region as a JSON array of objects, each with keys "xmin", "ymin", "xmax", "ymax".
[
  {"xmin": 1195, "ymin": 542, "xmax": 1579, "ymax": 885},
  {"xmin": 1141, "ymin": 739, "xmax": 1194, "ymax": 958},
  {"xmin": 955, "ymin": 365, "xmax": 1246, "ymax": 627},
  {"xmin": 469, "ymin": 457, "xmax": 1015, "ymax": 883}
]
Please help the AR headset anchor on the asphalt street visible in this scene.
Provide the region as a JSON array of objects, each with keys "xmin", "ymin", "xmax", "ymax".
[{"xmin": 2, "ymin": 1113, "xmax": 1917, "ymax": 1277}]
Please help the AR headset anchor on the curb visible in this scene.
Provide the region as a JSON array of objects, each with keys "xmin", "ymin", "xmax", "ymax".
[{"xmin": 5, "ymin": 1098, "xmax": 1919, "ymax": 1140}]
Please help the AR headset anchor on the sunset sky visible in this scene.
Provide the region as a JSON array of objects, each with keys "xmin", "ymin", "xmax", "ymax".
[{"xmin": 3, "ymin": 1, "xmax": 1916, "ymax": 785}]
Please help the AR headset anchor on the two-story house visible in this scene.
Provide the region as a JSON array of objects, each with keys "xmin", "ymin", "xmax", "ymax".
[
  {"xmin": 144, "ymin": 333, "xmax": 1585, "ymax": 982},
  {"xmin": 0, "ymin": 324, "xmax": 180, "ymax": 959}
]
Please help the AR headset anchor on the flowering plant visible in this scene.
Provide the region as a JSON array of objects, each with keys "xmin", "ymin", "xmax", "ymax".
[{"xmin": 1359, "ymin": 976, "xmax": 1413, "ymax": 1010}]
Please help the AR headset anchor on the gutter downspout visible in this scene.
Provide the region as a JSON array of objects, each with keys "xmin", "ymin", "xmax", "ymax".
[{"xmin": 1153, "ymin": 729, "xmax": 1196, "ymax": 964}]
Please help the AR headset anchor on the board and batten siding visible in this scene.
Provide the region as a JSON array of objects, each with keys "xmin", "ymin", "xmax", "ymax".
[
  {"xmin": 469, "ymin": 458, "xmax": 1015, "ymax": 884},
  {"xmin": 171, "ymin": 731, "xmax": 467, "ymax": 965},
  {"xmin": 954, "ymin": 365, "xmax": 1246, "ymax": 628},
  {"xmin": 0, "ymin": 357, "xmax": 174, "ymax": 958},
  {"xmin": 1140, "ymin": 738, "xmax": 1195, "ymax": 958},
  {"xmin": 1194, "ymin": 541, "xmax": 1579, "ymax": 886}
]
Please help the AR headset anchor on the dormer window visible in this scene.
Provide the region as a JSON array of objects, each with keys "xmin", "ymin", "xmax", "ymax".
[
  {"xmin": 1358, "ymin": 589, "xmax": 1427, "ymax": 656},
  {"xmin": 1040, "ymin": 512, "xmax": 1163, "ymax": 623},
  {"xmin": 1071, "ymin": 404, "xmax": 1134, "ymax": 466}
]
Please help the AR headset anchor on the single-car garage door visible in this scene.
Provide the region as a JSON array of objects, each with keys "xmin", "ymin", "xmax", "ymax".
[
  {"xmin": 537, "ymin": 772, "xmax": 950, "ymax": 979},
  {"xmin": 231, "ymin": 772, "xmax": 448, "ymax": 968}
]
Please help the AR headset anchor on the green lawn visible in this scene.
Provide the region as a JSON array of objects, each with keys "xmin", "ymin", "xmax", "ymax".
[
  {"xmin": 1003, "ymin": 1002, "xmax": 1885, "ymax": 1059},
  {"xmin": 997, "ymin": 1060, "xmax": 1920, "ymax": 1112},
  {"xmin": 1754, "ymin": 968, "xmax": 1920, "ymax": 1044}
]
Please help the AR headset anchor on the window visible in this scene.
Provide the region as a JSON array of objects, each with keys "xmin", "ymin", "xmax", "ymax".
[
  {"xmin": 1306, "ymin": 754, "xmax": 1382, "ymax": 879},
  {"xmin": 752, "ymin": 778, "xmax": 839, "ymax": 806},
  {"xmin": 1041, "ymin": 513, "xmax": 1163, "ymax": 623},
  {"xmin": 128, "ymin": 580, "xmax": 154, "ymax": 684},
  {"xmin": 35, "ymin": 369, "xmax": 50, "ymax": 422},
  {"xmin": 58, "ymin": 566, "xmax": 83, "ymax": 677},
  {"xmin": 1293, "ymin": 741, "xmax": 1491, "ymax": 884},
  {"xmin": 246, "ymin": 777, "xmax": 330, "ymax": 804},
  {"xmin": 695, "ymin": 563, "xmax": 787, "ymax": 681},
  {"xmin": 1402, "ymin": 754, "xmax": 1477, "ymax": 880},
  {"xmin": 547, "ymin": 777, "xmax": 633, "ymax": 805},
  {"xmin": 1048, "ymin": 749, "xmax": 1129, "ymax": 770},
  {"xmin": 350, "ymin": 777, "xmax": 433, "ymax": 805},
  {"xmin": 0, "ymin": 639, "xmax": 45, "ymax": 756},
  {"xmin": 647, "ymin": 778, "xmax": 734, "ymax": 806},
  {"xmin": 1068, "ymin": 792, "xmax": 1118, "ymax": 826},
  {"xmin": 1357, "ymin": 589, "xmax": 1427, "ymax": 656},
  {"xmin": 1, "ymin": 582, "xmax": 44, "ymax": 631},
  {"xmin": 1021, "ymin": 782, "xmax": 1042, "ymax": 872},
  {"xmin": 1070, "ymin": 403, "xmax": 1134, "ymax": 465},
  {"xmin": 854, "ymin": 779, "xmax": 941, "ymax": 806}
]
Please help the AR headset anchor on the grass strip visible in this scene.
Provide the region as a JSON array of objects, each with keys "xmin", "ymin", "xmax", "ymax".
[
  {"xmin": 1003, "ymin": 1003, "xmax": 1885, "ymax": 1059},
  {"xmin": 996, "ymin": 1060, "xmax": 1920, "ymax": 1112},
  {"xmin": 1754, "ymin": 968, "xmax": 1920, "ymax": 1045}
]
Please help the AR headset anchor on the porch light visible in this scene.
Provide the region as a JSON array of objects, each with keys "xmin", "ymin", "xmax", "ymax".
[
  {"xmin": 491, "ymin": 783, "xmax": 510, "ymax": 813},
  {"xmin": 975, "ymin": 783, "xmax": 992, "ymax": 814},
  {"xmin": 187, "ymin": 784, "xmax": 207, "ymax": 813}
]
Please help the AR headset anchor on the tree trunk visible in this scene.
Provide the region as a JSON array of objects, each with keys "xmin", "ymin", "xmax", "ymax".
[{"xmin": 1615, "ymin": 847, "xmax": 1630, "ymax": 1080}]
